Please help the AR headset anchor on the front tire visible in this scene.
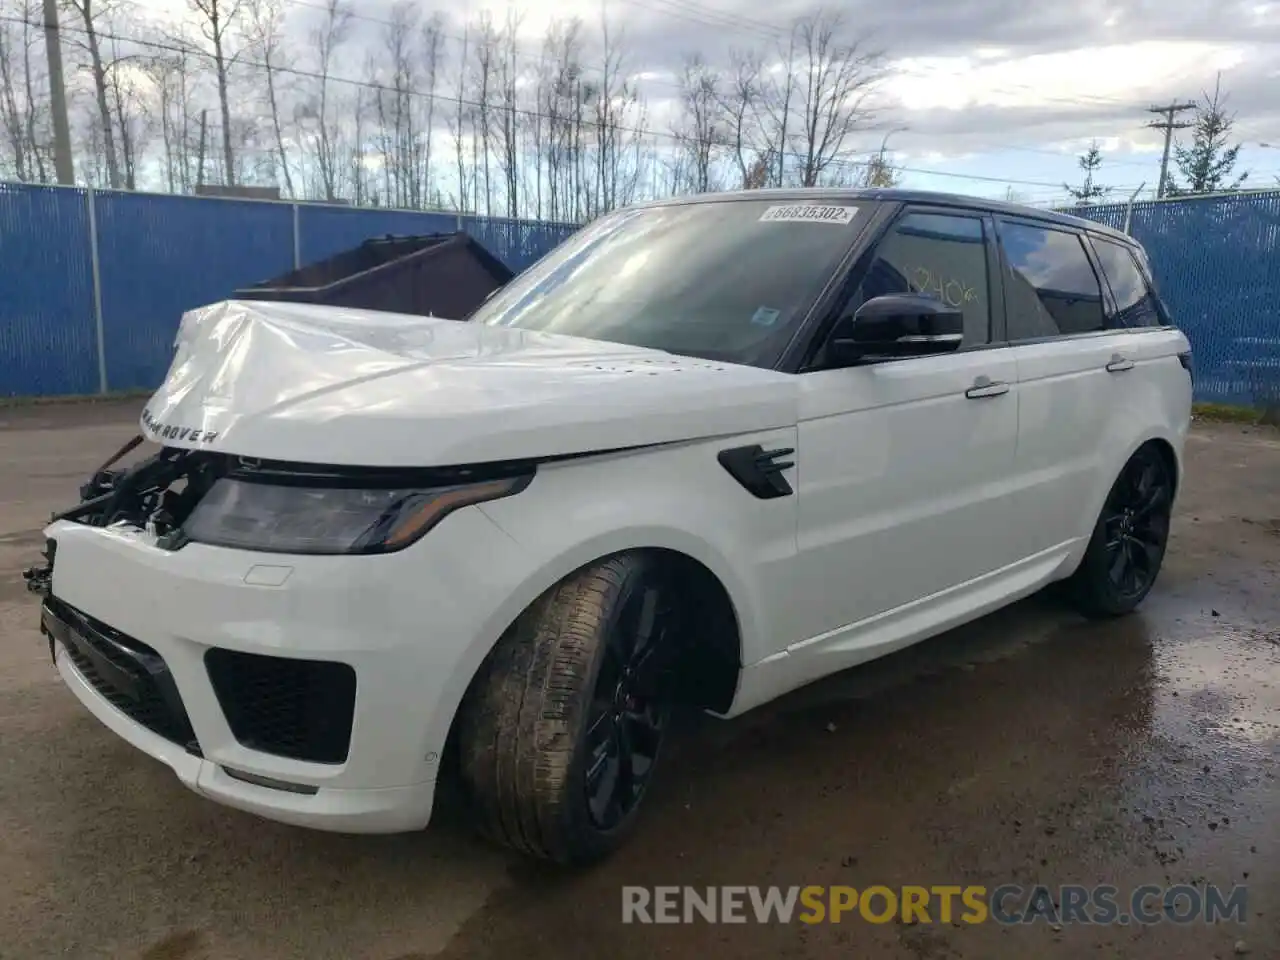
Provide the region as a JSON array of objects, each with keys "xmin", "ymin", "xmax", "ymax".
[
  {"xmin": 455, "ymin": 552, "xmax": 681, "ymax": 864},
  {"xmin": 1067, "ymin": 443, "xmax": 1175, "ymax": 618}
]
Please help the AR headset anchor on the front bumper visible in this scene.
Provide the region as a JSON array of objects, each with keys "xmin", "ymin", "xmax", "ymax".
[{"xmin": 39, "ymin": 506, "xmax": 528, "ymax": 833}]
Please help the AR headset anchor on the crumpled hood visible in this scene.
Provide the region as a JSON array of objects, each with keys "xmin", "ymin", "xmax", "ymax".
[{"xmin": 140, "ymin": 299, "xmax": 798, "ymax": 466}]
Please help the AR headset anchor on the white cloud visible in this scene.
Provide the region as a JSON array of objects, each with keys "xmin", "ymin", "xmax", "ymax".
[
  {"xmin": 886, "ymin": 42, "xmax": 1249, "ymax": 113},
  {"xmin": 67, "ymin": 0, "xmax": 1280, "ymax": 201}
]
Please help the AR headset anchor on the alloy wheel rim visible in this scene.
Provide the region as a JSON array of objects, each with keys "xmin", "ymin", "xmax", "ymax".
[
  {"xmin": 1101, "ymin": 450, "xmax": 1172, "ymax": 599},
  {"xmin": 584, "ymin": 582, "xmax": 675, "ymax": 831}
]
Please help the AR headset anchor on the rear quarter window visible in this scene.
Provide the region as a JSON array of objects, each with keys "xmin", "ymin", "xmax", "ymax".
[{"xmin": 1090, "ymin": 236, "xmax": 1165, "ymax": 328}]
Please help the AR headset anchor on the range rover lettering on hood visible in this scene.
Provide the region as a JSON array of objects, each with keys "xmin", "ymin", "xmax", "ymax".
[{"xmin": 141, "ymin": 407, "xmax": 219, "ymax": 444}]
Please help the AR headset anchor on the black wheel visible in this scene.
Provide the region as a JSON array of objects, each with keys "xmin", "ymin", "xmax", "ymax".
[
  {"xmin": 455, "ymin": 552, "xmax": 682, "ymax": 864},
  {"xmin": 1067, "ymin": 444, "xmax": 1175, "ymax": 618}
]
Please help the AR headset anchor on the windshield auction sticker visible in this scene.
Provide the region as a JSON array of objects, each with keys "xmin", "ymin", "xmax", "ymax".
[{"xmin": 758, "ymin": 204, "xmax": 857, "ymax": 224}]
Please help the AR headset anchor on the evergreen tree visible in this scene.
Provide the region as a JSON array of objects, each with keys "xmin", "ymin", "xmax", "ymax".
[
  {"xmin": 859, "ymin": 144, "xmax": 901, "ymax": 188},
  {"xmin": 1165, "ymin": 74, "xmax": 1249, "ymax": 196},
  {"xmin": 1065, "ymin": 140, "xmax": 1110, "ymax": 204}
]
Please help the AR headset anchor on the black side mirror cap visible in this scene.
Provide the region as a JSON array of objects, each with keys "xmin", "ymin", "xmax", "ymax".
[{"xmin": 830, "ymin": 293, "xmax": 965, "ymax": 363}]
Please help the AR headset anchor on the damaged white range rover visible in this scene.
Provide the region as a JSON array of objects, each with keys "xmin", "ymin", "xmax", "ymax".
[{"xmin": 27, "ymin": 189, "xmax": 1193, "ymax": 864}]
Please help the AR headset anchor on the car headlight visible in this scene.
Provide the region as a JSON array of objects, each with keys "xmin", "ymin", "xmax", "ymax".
[{"xmin": 181, "ymin": 474, "xmax": 529, "ymax": 555}]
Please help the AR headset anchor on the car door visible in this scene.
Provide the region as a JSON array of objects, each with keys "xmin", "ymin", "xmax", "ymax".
[
  {"xmin": 787, "ymin": 207, "xmax": 1021, "ymax": 659},
  {"xmin": 995, "ymin": 217, "xmax": 1132, "ymax": 561}
]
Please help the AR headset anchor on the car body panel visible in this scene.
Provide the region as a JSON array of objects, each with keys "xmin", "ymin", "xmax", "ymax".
[
  {"xmin": 144, "ymin": 299, "xmax": 798, "ymax": 466},
  {"xmin": 790, "ymin": 346, "xmax": 1021, "ymax": 643}
]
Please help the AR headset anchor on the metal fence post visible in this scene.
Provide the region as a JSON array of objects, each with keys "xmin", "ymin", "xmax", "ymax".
[
  {"xmin": 1122, "ymin": 182, "xmax": 1146, "ymax": 236},
  {"xmin": 292, "ymin": 202, "xmax": 301, "ymax": 269},
  {"xmin": 86, "ymin": 186, "xmax": 108, "ymax": 394}
]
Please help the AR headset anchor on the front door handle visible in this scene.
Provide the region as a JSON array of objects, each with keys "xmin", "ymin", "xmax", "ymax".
[
  {"xmin": 965, "ymin": 375, "xmax": 1010, "ymax": 399},
  {"xmin": 1106, "ymin": 353, "xmax": 1135, "ymax": 373}
]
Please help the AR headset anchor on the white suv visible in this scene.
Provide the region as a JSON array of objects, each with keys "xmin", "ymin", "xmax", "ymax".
[{"xmin": 30, "ymin": 189, "xmax": 1192, "ymax": 864}]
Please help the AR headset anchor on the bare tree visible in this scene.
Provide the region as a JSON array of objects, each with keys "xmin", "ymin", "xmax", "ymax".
[
  {"xmin": 764, "ymin": 29, "xmax": 796, "ymax": 187},
  {"xmin": 104, "ymin": 32, "xmax": 146, "ymax": 187},
  {"xmin": 371, "ymin": 0, "xmax": 421, "ymax": 208},
  {"xmin": 0, "ymin": 0, "xmax": 901, "ymax": 210},
  {"xmin": 592, "ymin": 7, "xmax": 644, "ymax": 214},
  {"xmin": 447, "ymin": 20, "xmax": 471, "ymax": 212},
  {"xmin": 301, "ymin": 0, "xmax": 349, "ymax": 201},
  {"xmin": 742, "ymin": 154, "xmax": 771, "ymax": 188},
  {"xmin": 0, "ymin": 0, "xmax": 47, "ymax": 181},
  {"xmin": 470, "ymin": 11, "xmax": 498, "ymax": 216},
  {"xmin": 142, "ymin": 50, "xmax": 196, "ymax": 192},
  {"xmin": 539, "ymin": 18, "xmax": 585, "ymax": 221},
  {"xmin": 528, "ymin": 29, "xmax": 552, "ymax": 219},
  {"xmin": 243, "ymin": 0, "xmax": 293, "ymax": 196},
  {"xmin": 671, "ymin": 53, "xmax": 722, "ymax": 194},
  {"xmin": 347, "ymin": 83, "xmax": 369, "ymax": 203},
  {"xmin": 0, "ymin": 0, "xmax": 52, "ymax": 181},
  {"xmin": 787, "ymin": 11, "xmax": 886, "ymax": 187},
  {"xmin": 719, "ymin": 47, "xmax": 769, "ymax": 189},
  {"xmin": 186, "ymin": 0, "xmax": 244, "ymax": 185},
  {"xmin": 418, "ymin": 12, "xmax": 445, "ymax": 206},
  {"xmin": 60, "ymin": 0, "xmax": 125, "ymax": 186},
  {"xmin": 493, "ymin": 8, "xmax": 521, "ymax": 218}
]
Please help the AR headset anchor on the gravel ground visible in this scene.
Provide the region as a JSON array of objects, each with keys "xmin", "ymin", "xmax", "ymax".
[{"xmin": 0, "ymin": 400, "xmax": 1276, "ymax": 960}]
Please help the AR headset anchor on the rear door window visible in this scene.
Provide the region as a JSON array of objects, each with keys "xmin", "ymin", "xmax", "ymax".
[
  {"xmin": 1000, "ymin": 222, "xmax": 1106, "ymax": 339},
  {"xmin": 1091, "ymin": 236, "xmax": 1164, "ymax": 328}
]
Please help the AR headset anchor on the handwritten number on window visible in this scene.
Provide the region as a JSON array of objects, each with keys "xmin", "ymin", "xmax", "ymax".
[{"xmin": 908, "ymin": 266, "xmax": 979, "ymax": 308}]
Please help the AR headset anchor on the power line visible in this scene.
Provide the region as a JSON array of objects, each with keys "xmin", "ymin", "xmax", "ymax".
[
  {"xmin": 978, "ymin": 142, "xmax": 1159, "ymax": 169},
  {"xmin": 613, "ymin": 0, "xmax": 786, "ymax": 41},
  {"xmin": 4, "ymin": 11, "xmax": 1090, "ymax": 191},
  {"xmin": 265, "ymin": 0, "xmax": 1139, "ymax": 115},
  {"xmin": 1146, "ymin": 100, "xmax": 1197, "ymax": 198}
]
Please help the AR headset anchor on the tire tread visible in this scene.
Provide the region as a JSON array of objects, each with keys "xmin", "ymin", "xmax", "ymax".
[{"xmin": 456, "ymin": 555, "xmax": 640, "ymax": 863}]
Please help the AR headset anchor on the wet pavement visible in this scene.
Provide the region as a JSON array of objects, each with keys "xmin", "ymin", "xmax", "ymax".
[{"xmin": 0, "ymin": 400, "xmax": 1276, "ymax": 960}]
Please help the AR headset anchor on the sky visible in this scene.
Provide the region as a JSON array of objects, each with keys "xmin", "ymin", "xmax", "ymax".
[{"xmin": 131, "ymin": 0, "xmax": 1280, "ymax": 206}]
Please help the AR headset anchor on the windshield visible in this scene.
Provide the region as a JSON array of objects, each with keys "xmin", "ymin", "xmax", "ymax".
[{"xmin": 468, "ymin": 198, "xmax": 868, "ymax": 368}]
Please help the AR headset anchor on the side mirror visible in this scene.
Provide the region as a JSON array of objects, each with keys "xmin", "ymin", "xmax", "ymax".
[{"xmin": 829, "ymin": 293, "xmax": 964, "ymax": 364}]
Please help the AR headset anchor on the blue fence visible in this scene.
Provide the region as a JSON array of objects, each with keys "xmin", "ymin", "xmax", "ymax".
[
  {"xmin": 1061, "ymin": 191, "xmax": 1280, "ymax": 407},
  {"xmin": 3, "ymin": 182, "xmax": 1278, "ymax": 403},
  {"xmin": 0, "ymin": 183, "xmax": 579, "ymax": 397}
]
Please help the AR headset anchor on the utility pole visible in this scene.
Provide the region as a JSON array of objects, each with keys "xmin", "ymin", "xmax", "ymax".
[
  {"xmin": 42, "ymin": 0, "xmax": 75, "ymax": 184},
  {"xmin": 196, "ymin": 109, "xmax": 208, "ymax": 187},
  {"xmin": 1146, "ymin": 100, "xmax": 1196, "ymax": 198}
]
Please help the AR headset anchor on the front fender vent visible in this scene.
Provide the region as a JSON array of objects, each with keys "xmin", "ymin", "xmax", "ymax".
[{"xmin": 717, "ymin": 444, "xmax": 796, "ymax": 499}]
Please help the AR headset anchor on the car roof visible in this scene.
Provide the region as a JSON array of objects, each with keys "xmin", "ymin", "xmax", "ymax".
[{"xmin": 633, "ymin": 187, "xmax": 1136, "ymax": 246}]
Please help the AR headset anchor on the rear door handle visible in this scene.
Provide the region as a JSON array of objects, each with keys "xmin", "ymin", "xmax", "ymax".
[
  {"xmin": 1106, "ymin": 354, "xmax": 1135, "ymax": 373},
  {"xmin": 965, "ymin": 375, "xmax": 1010, "ymax": 399}
]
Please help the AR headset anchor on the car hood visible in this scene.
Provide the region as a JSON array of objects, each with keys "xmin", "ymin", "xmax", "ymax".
[{"xmin": 140, "ymin": 299, "xmax": 798, "ymax": 466}]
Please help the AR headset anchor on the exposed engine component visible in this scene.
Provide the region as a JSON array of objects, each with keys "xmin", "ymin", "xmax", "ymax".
[
  {"xmin": 22, "ymin": 540, "xmax": 54, "ymax": 596},
  {"xmin": 23, "ymin": 436, "xmax": 229, "ymax": 595}
]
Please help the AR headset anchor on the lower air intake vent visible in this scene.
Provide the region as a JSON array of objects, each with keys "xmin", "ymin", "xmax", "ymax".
[{"xmin": 204, "ymin": 649, "xmax": 356, "ymax": 764}]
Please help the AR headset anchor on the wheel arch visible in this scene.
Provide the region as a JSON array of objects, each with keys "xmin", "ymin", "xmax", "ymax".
[
  {"xmin": 1081, "ymin": 429, "xmax": 1183, "ymax": 545},
  {"xmin": 425, "ymin": 529, "xmax": 753, "ymax": 781}
]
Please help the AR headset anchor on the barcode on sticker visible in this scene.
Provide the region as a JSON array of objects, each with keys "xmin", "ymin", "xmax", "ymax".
[{"xmin": 758, "ymin": 204, "xmax": 856, "ymax": 225}]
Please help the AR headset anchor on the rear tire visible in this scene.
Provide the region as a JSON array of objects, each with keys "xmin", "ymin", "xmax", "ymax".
[
  {"xmin": 1066, "ymin": 443, "xmax": 1175, "ymax": 618},
  {"xmin": 455, "ymin": 552, "xmax": 682, "ymax": 864}
]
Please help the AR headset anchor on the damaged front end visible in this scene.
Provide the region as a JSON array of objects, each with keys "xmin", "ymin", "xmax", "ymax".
[{"xmin": 22, "ymin": 434, "xmax": 229, "ymax": 597}]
